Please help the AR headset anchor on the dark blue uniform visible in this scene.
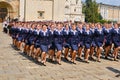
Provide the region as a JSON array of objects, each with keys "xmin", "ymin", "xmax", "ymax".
[
  {"xmin": 22, "ymin": 28, "xmax": 29, "ymax": 42},
  {"xmin": 39, "ymin": 30, "xmax": 51, "ymax": 53},
  {"xmin": 28, "ymin": 29, "xmax": 36, "ymax": 45},
  {"xmin": 90, "ymin": 28, "xmax": 96, "ymax": 47},
  {"xmin": 24, "ymin": 28, "xmax": 30, "ymax": 45},
  {"xmin": 15, "ymin": 27, "xmax": 20, "ymax": 40},
  {"xmin": 49, "ymin": 30, "xmax": 55, "ymax": 50},
  {"xmin": 17, "ymin": 28, "xmax": 24, "ymax": 42},
  {"xmin": 54, "ymin": 29, "xmax": 64, "ymax": 51},
  {"xmin": 34, "ymin": 29, "xmax": 41, "ymax": 48},
  {"xmin": 77, "ymin": 28, "xmax": 84, "ymax": 47},
  {"xmin": 104, "ymin": 28, "xmax": 112, "ymax": 46},
  {"xmin": 95, "ymin": 28, "xmax": 104, "ymax": 47},
  {"xmin": 112, "ymin": 28, "xmax": 120, "ymax": 48},
  {"xmin": 26, "ymin": 29, "xmax": 36, "ymax": 45},
  {"xmin": 69, "ymin": 29, "xmax": 79, "ymax": 50},
  {"xmin": 83, "ymin": 29, "xmax": 93, "ymax": 49},
  {"xmin": 63, "ymin": 28, "xmax": 70, "ymax": 48},
  {"xmin": 11, "ymin": 27, "xmax": 17, "ymax": 39}
]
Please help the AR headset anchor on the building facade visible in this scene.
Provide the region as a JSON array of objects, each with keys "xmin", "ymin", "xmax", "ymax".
[
  {"xmin": 0, "ymin": 0, "xmax": 19, "ymax": 22},
  {"xmin": 0, "ymin": 0, "xmax": 85, "ymax": 22},
  {"xmin": 98, "ymin": 3, "xmax": 120, "ymax": 23}
]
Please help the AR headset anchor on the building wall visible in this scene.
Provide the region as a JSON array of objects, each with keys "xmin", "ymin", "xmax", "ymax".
[
  {"xmin": 21, "ymin": 0, "xmax": 85, "ymax": 22},
  {"xmin": 53, "ymin": 0, "xmax": 66, "ymax": 21},
  {"xmin": 99, "ymin": 3, "xmax": 120, "ymax": 23},
  {"xmin": 64, "ymin": 0, "xmax": 84, "ymax": 22},
  {"xmin": 0, "ymin": 0, "xmax": 85, "ymax": 22},
  {"xmin": 19, "ymin": 0, "xmax": 24, "ymax": 21},
  {"xmin": 25, "ymin": 0, "xmax": 53, "ymax": 21},
  {"xmin": 0, "ymin": 0, "xmax": 19, "ymax": 20}
]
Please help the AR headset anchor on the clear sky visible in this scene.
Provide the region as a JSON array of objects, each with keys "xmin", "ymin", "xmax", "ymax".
[{"xmin": 82, "ymin": 0, "xmax": 120, "ymax": 6}]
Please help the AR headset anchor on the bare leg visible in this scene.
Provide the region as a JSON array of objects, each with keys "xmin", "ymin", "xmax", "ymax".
[
  {"xmin": 85, "ymin": 49, "xmax": 90, "ymax": 63},
  {"xmin": 78, "ymin": 47, "xmax": 83, "ymax": 59},
  {"xmin": 71, "ymin": 50, "xmax": 77, "ymax": 64},
  {"xmin": 64, "ymin": 48, "xmax": 69, "ymax": 60},
  {"xmin": 56, "ymin": 51, "xmax": 62, "ymax": 65}
]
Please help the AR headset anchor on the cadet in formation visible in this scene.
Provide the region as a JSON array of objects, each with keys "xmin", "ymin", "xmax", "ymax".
[{"xmin": 11, "ymin": 21, "xmax": 120, "ymax": 66}]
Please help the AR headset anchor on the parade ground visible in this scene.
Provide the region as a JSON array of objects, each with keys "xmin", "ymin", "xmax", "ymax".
[{"xmin": 0, "ymin": 23, "xmax": 120, "ymax": 80}]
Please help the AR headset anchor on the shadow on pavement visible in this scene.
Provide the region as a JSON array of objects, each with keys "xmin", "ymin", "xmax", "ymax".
[
  {"xmin": 18, "ymin": 52, "xmax": 43, "ymax": 66},
  {"xmin": 106, "ymin": 67, "xmax": 120, "ymax": 77}
]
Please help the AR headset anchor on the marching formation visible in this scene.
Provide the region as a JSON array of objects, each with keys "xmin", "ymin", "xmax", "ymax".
[{"xmin": 10, "ymin": 21, "xmax": 120, "ymax": 66}]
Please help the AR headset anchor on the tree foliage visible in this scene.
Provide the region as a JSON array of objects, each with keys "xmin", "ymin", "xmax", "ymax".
[{"xmin": 83, "ymin": 0, "xmax": 102, "ymax": 23}]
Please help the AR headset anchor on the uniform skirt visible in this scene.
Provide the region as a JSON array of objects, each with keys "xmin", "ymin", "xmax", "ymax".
[
  {"xmin": 91, "ymin": 41, "xmax": 96, "ymax": 47},
  {"xmin": 49, "ymin": 42, "xmax": 55, "ymax": 50},
  {"xmin": 17, "ymin": 37, "xmax": 23, "ymax": 41},
  {"xmin": 34, "ymin": 40, "xmax": 40, "ymax": 48},
  {"xmin": 78, "ymin": 41, "xmax": 84, "ymax": 48},
  {"xmin": 104, "ymin": 40, "xmax": 112, "ymax": 47},
  {"xmin": 12, "ymin": 34, "xmax": 16, "ymax": 39},
  {"xmin": 63, "ymin": 42, "xmax": 70, "ymax": 48},
  {"xmin": 25, "ymin": 40, "xmax": 31, "ymax": 46},
  {"xmin": 84, "ymin": 42, "xmax": 91, "ymax": 49},
  {"xmin": 71, "ymin": 44, "xmax": 78, "ymax": 50},
  {"xmin": 113, "ymin": 41, "xmax": 120, "ymax": 48},
  {"xmin": 96, "ymin": 42, "xmax": 103, "ymax": 47},
  {"xmin": 55, "ymin": 43, "xmax": 63, "ymax": 51},
  {"xmin": 40, "ymin": 44, "xmax": 48, "ymax": 53},
  {"xmin": 27, "ymin": 39, "xmax": 34, "ymax": 46}
]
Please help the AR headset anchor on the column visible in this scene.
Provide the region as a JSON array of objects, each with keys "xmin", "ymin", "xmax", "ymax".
[{"xmin": 19, "ymin": 0, "xmax": 25, "ymax": 21}]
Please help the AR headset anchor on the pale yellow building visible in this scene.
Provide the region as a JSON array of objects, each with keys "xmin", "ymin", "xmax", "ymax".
[
  {"xmin": 98, "ymin": 3, "xmax": 120, "ymax": 23},
  {"xmin": 0, "ymin": 0, "xmax": 85, "ymax": 22}
]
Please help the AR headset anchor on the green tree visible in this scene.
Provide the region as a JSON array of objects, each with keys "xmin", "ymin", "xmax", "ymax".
[{"xmin": 83, "ymin": 0, "xmax": 101, "ymax": 23}]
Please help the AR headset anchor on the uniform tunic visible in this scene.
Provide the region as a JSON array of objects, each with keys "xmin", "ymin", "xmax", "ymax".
[
  {"xmin": 95, "ymin": 28, "xmax": 104, "ymax": 47},
  {"xmin": 69, "ymin": 29, "xmax": 79, "ymax": 50},
  {"xmin": 90, "ymin": 28, "xmax": 96, "ymax": 47},
  {"xmin": 39, "ymin": 29, "xmax": 51, "ymax": 52},
  {"xmin": 83, "ymin": 29, "xmax": 93, "ymax": 49},
  {"xmin": 77, "ymin": 28, "xmax": 84, "ymax": 47},
  {"xmin": 104, "ymin": 28, "xmax": 112, "ymax": 46},
  {"xmin": 112, "ymin": 28, "xmax": 120, "ymax": 48},
  {"xmin": 63, "ymin": 28, "xmax": 70, "ymax": 48},
  {"xmin": 54, "ymin": 29, "xmax": 64, "ymax": 51}
]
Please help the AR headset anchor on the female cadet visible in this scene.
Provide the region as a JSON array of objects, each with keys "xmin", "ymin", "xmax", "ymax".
[
  {"xmin": 39, "ymin": 24, "xmax": 51, "ymax": 65},
  {"xmin": 77, "ymin": 23, "xmax": 84, "ymax": 60},
  {"xmin": 11, "ymin": 22, "xmax": 17, "ymax": 47},
  {"xmin": 112, "ymin": 23, "xmax": 120, "ymax": 61},
  {"xmin": 69, "ymin": 23, "xmax": 79, "ymax": 64},
  {"xmin": 89, "ymin": 23, "xmax": 96, "ymax": 60},
  {"xmin": 27, "ymin": 24, "xmax": 36, "ymax": 56},
  {"xmin": 63, "ymin": 24, "xmax": 70, "ymax": 61},
  {"xmin": 20, "ymin": 23, "xmax": 28, "ymax": 52},
  {"xmin": 103, "ymin": 23, "xmax": 112, "ymax": 59},
  {"xmin": 16, "ymin": 23, "xmax": 24, "ymax": 50},
  {"xmin": 30, "ymin": 23, "xmax": 39, "ymax": 58},
  {"xmin": 33, "ymin": 24, "xmax": 42, "ymax": 62},
  {"xmin": 23, "ymin": 23, "xmax": 31, "ymax": 55},
  {"xmin": 54, "ymin": 23, "xmax": 64, "ymax": 65},
  {"xmin": 95, "ymin": 23, "xmax": 104, "ymax": 62},
  {"xmin": 83, "ymin": 24, "xmax": 93, "ymax": 63},
  {"xmin": 48, "ymin": 24, "xmax": 56, "ymax": 62}
]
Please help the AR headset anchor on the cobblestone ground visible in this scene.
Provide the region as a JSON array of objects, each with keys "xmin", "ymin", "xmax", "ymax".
[{"xmin": 0, "ymin": 23, "xmax": 120, "ymax": 80}]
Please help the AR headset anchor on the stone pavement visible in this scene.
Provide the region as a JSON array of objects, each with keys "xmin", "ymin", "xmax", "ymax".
[{"xmin": 0, "ymin": 24, "xmax": 120, "ymax": 80}]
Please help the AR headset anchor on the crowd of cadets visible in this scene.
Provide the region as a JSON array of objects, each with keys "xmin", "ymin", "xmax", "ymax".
[{"xmin": 10, "ymin": 21, "xmax": 120, "ymax": 66}]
